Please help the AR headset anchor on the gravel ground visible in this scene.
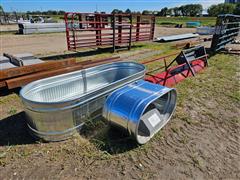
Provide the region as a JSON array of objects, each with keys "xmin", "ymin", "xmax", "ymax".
[{"xmin": 0, "ymin": 26, "xmax": 197, "ymax": 56}]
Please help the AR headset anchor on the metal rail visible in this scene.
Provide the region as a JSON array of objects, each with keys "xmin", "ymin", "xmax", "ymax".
[
  {"xmin": 65, "ymin": 12, "xmax": 155, "ymax": 52},
  {"xmin": 211, "ymin": 14, "xmax": 240, "ymax": 52},
  {"xmin": 143, "ymin": 46, "xmax": 208, "ymax": 87}
]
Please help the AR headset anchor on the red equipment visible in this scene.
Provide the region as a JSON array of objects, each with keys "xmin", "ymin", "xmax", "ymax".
[
  {"xmin": 64, "ymin": 12, "xmax": 155, "ymax": 51},
  {"xmin": 144, "ymin": 46, "xmax": 208, "ymax": 87}
]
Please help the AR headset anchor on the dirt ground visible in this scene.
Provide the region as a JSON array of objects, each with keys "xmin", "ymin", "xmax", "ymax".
[
  {"xmin": 0, "ymin": 26, "xmax": 196, "ymax": 56},
  {"xmin": 0, "ymin": 32, "xmax": 68, "ymax": 56},
  {"xmin": 0, "ymin": 24, "xmax": 239, "ymax": 179},
  {"xmin": 0, "ymin": 24, "xmax": 18, "ymax": 32},
  {"xmin": 154, "ymin": 26, "xmax": 196, "ymax": 37},
  {"xmin": 0, "ymin": 52, "xmax": 239, "ymax": 179}
]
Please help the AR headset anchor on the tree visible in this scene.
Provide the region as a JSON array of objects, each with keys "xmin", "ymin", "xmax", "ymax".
[
  {"xmin": 173, "ymin": 7, "xmax": 181, "ymax": 16},
  {"xmin": 189, "ymin": 4, "xmax": 203, "ymax": 16},
  {"xmin": 132, "ymin": 11, "xmax": 141, "ymax": 14},
  {"xmin": 179, "ymin": 4, "xmax": 202, "ymax": 16},
  {"xmin": 142, "ymin": 10, "xmax": 152, "ymax": 15},
  {"xmin": 208, "ymin": 3, "xmax": 236, "ymax": 16},
  {"xmin": 125, "ymin": 8, "xmax": 131, "ymax": 14},
  {"xmin": 179, "ymin": 6, "xmax": 186, "ymax": 16},
  {"xmin": 159, "ymin": 7, "xmax": 168, "ymax": 16},
  {"xmin": 58, "ymin": 10, "xmax": 65, "ymax": 15},
  {"xmin": 111, "ymin": 9, "xmax": 123, "ymax": 14},
  {"xmin": 0, "ymin": 5, "xmax": 3, "ymax": 11},
  {"xmin": 234, "ymin": 3, "xmax": 240, "ymax": 15},
  {"xmin": 167, "ymin": 8, "xmax": 173, "ymax": 16}
]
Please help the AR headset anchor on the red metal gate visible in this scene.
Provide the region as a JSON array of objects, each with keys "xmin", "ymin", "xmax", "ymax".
[{"xmin": 64, "ymin": 12, "xmax": 155, "ymax": 51}]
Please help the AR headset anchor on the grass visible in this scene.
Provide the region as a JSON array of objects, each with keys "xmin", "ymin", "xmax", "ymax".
[
  {"xmin": 0, "ymin": 31, "xmax": 17, "ymax": 35},
  {"xmin": 40, "ymin": 15, "xmax": 217, "ymax": 27},
  {"xmin": 72, "ymin": 53, "xmax": 239, "ymax": 157},
  {"xmin": 0, "ymin": 41, "xmax": 239, "ymax": 178},
  {"xmin": 8, "ymin": 107, "xmax": 17, "ymax": 115},
  {"xmin": 73, "ymin": 42, "xmax": 175, "ymax": 62},
  {"xmin": 156, "ymin": 16, "xmax": 216, "ymax": 27}
]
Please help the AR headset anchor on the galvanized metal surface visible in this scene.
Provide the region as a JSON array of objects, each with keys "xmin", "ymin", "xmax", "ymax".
[
  {"xmin": 18, "ymin": 23, "xmax": 66, "ymax": 34},
  {"xmin": 19, "ymin": 23, "xmax": 65, "ymax": 29},
  {"xmin": 14, "ymin": 53, "xmax": 44, "ymax": 66},
  {"xmin": 155, "ymin": 33, "xmax": 199, "ymax": 42},
  {"xmin": 103, "ymin": 80, "xmax": 177, "ymax": 144},
  {"xmin": 211, "ymin": 14, "xmax": 240, "ymax": 52},
  {"xmin": 20, "ymin": 62, "xmax": 146, "ymax": 141},
  {"xmin": 3, "ymin": 53, "xmax": 44, "ymax": 67},
  {"xmin": 0, "ymin": 56, "xmax": 16, "ymax": 70},
  {"xmin": 196, "ymin": 26, "xmax": 215, "ymax": 35}
]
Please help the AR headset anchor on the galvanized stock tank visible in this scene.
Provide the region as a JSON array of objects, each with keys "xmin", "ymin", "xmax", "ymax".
[
  {"xmin": 103, "ymin": 80, "xmax": 177, "ymax": 144},
  {"xmin": 20, "ymin": 62, "xmax": 146, "ymax": 141}
]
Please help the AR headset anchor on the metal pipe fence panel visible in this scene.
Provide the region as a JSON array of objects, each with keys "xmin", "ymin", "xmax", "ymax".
[
  {"xmin": 64, "ymin": 12, "xmax": 155, "ymax": 51},
  {"xmin": 211, "ymin": 14, "xmax": 240, "ymax": 52}
]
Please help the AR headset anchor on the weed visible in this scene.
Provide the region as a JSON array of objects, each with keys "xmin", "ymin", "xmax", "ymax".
[
  {"xmin": 189, "ymin": 153, "xmax": 204, "ymax": 171},
  {"xmin": 171, "ymin": 126, "xmax": 179, "ymax": 134},
  {"xmin": 179, "ymin": 135, "xmax": 189, "ymax": 144},
  {"xmin": 8, "ymin": 107, "xmax": 17, "ymax": 115}
]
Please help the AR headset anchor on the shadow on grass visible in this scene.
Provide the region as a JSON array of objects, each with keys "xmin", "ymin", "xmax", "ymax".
[
  {"xmin": 0, "ymin": 87, "xmax": 21, "ymax": 97},
  {"xmin": 41, "ymin": 45, "xmax": 145, "ymax": 60},
  {"xmin": 0, "ymin": 112, "xmax": 138, "ymax": 153},
  {"xmin": 0, "ymin": 112, "xmax": 35, "ymax": 146},
  {"xmin": 81, "ymin": 118, "xmax": 139, "ymax": 155}
]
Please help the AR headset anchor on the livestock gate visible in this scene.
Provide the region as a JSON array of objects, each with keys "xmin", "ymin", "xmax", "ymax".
[
  {"xmin": 64, "ymin": 13, "xmax": 155, "ymax": 51},
  {"xmin": 211, "ymin": 14, "xmax": 240, "ymax": 52}
]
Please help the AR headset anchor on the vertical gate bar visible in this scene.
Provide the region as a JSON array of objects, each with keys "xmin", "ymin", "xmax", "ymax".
[
  {"xmin": 72, "ymin": 13, "xmax": 77, "ymax": 50},
  {"xmin": 150, "ymin": 16, "xmax": 155, "ymax": 40},
  {"xmin": 164, "ymin": 58, "xmax": 167, "ymax": 71},
  {"xmin": 74, "ymin": 14, "xmax": 78, "ymax": 49},
  {"xmin": 129, "ymin": 14, "xmax": 133, "ymax": 50},
  {"xmin": 118, "ymin": 15, "xmax": 122, "ymax": 44},
  {"xmin": 64, "ymin": 13, "xmax": 71, "ymax": 50},
  {"xmin": 95, "ymin": 14, "xmax": 99, "ymax": 46},
  {"xmin": 112, "ymin": 14, "xmax": 116, "ymax": 52},
  {"xmin": 79, "ymin": 13, "xmax": 82, "ymax": 29},
  {"xmin": 99, "ymin": 14, "xmax": 102, "ymax": 45},
  {"xmin": 64, "ymin": 12, "xmax": 156, "ymax": 51},
  {"xmin": 136, "ymin": 15, "xmax": 140, "ymax": 41}
]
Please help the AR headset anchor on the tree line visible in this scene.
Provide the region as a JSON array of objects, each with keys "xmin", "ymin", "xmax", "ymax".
[
  {"xmin": 112, "ymin": 4, "xmax": 203, "ymax": 17},
  {"xmin": 112, "ymin": 3, "xmax": 240, "ymax": 17},
  {"xmin": 142, "ymin": 4, "xmax": 203, "ymax": 16},
  {"xmin": 1, "ymin": 2, "xmax": 240, "ymax": 17},
  {"xmin": 208, "ymin": 3, "xmax": 240, "ymax": 16},
  {"xmin": 26, "ymin": 10, "xmax": 66, "ymax": 15}
]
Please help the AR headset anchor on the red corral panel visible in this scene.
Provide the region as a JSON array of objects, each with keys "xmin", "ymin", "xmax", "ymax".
[{"xmin": 64, "ymin": 12, "xmax": 155, "ymax": 51}]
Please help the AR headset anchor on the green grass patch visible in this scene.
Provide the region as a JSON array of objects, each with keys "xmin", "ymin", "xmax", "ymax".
[{"xmin": 156, "ymin": 16, "xmax": 216, "ymax": 27}]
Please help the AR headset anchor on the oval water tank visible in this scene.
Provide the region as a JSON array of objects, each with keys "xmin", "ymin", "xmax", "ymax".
[
  {"xmin": 103, "ymin": 80, "xmax": 177, "ymax": 144},
  {"xmin": 20, "ymin": 62, "xmax": 146, "ymax": 141}
]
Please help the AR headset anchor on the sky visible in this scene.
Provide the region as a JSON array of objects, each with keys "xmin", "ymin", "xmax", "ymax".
[{"xmin": 0, "ymin": 0, "xmax": 224, "ymax": 13}]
